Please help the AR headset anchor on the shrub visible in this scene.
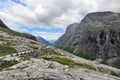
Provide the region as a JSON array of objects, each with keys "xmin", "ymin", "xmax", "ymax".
[
  {"xmin": 111, "ymin": 71, "xmax": 120, "ymax": 77},
  {"xmin": 0, "ymin": 60, "xmax": 19, "ymax": 70},
  {"xmin": 43, "ymin": 57, "xmax": 95, "ymax": 69},
  {"xmin": 77, "ymin": 52, "xmax": 96, "ymax": 60},
  {"xmin": 63, "ymin": 45, "xmax": 75, "ymax": 53}
]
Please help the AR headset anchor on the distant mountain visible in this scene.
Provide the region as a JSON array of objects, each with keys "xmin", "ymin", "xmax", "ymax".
[
  {"xmin": 48, "ymin": 40, "xmax": 56, "ymax": 44},
  {"xmin": 36, "ymin": 36, "xmax": 51, "ymax": 46}
]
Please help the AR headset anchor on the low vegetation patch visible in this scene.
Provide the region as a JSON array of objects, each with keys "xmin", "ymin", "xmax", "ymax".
[
  {"xmin": 112, "ymin": 58, "xmax": 120, "ymax": 69},
  {"xmin": 63, "ymin": 45, "xmax": 75, "ymax": 53},
  {"xmin": 40, "ymin": 50, "xmax": 63, "ymax": 56},
  {"xmin": 0, "ymin": 45, "xmax": 16, "ymax": 56},
  {"xmin": 43, "ymin": 57, "xmax": 95, "ymax": 69},
  {"xmin": 0, "ymin": 60, "xmax": 19, "ymax": 70},
  {"xmin": 100, "ymin": 59, "xmax": 107, "ymax": 65},
  {"xmin": 61, "ymin": 46, "xmax": 96, "ymax": 61},
  {"xmin": 77, "ymin": 52, "xmax": 96, "ymax": 61},
  {"xmin": 111, "ymin": 71, "xmax": 120, "ymax": 77},
  {"xmin": 28, "ymin": 45, "xmax": 39, "ymax": 50}
]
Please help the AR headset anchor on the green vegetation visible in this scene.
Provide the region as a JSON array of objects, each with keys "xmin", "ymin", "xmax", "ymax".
[
  {"xmin": 52, "ymin": 50, "xmax": 63, "ymax": 56},
  {"xmin": 100, "ymin": 59, "xmax": 107, "ymax": 65},
  {"xmin": 40, "ymin": 49, "xmax": 63, "ymax": 56},
  {"xmin": 112, "ymin": 58, "xmax": 120, "ymax": 69},
  {"xmin": 94, "ymin": 25, "xmax": 120, "ymax": 32},
  {"xmin": 43, "ymin": 57, "xmax": 95, "ymax": 69},
  {"xmin": 0, "ymin": 45, "xmax": 16, "ymax": 56},
  {"xmin": 63, "ymin": 45, "xmax": 75, "ymax": 53},
  {"xmin": 61, "ymin": 46, "xmax": 95, "ymax": 61},
  {"xmin": 0, "ymin": 27, "xmax": 35, "ymax": 40},
  {"xmin": 28, "ymin": 45, "xmax": 39, "ymax": 50},
  {"xmin": 0, "ymin": 60, "xmax": 19, "ymax": 70},
  {"xmin": 77, "ymin": 52, "xmax": 96, "ymax": 60},
  {"xmin": 111, "ymin": 71, "xmax": 120, "ymax": 77},
  {"xmin": 0, "ymin": 27, "xmax": 21, "ymax": 36}
]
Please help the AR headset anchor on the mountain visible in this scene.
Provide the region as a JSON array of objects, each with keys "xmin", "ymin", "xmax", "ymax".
[
  {"xmin": 0, "ymin": 20, "xmax": 36, "ymax": 41},
  {"xmin": 36, "ymin": 36, "xmax": 51, "ymax": 46},
  {"xmin": 0, "ymin": 19, "xmax": 120, "ymax": 80},
  {"xmin": 55, "ymin": 23, "xmax": 79, "ymax": 47},
  {"xmin": 55, "ymin": 11, "xmax": 120, "ymax": 68}
]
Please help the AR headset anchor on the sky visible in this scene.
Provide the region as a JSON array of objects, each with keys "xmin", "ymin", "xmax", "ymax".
[{"xmin": 0, "ymin": 0, "xmax": 120, "ymax": 41}]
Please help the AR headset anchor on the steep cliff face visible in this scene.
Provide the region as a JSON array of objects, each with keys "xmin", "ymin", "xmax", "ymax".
[
  {"xmin": 56, "ymin": 11, "xmax": 120, "ymax": 60},
  {"xmin": 55, "ymin": 23, "xmax": 79, "ymax": 48}
]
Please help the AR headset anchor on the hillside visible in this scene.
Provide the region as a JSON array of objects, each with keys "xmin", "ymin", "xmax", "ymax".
[
  {"xmin": 55, "ymin": 11, "xmax": 120, "ymax": 68},
  {"xmin": 0, "ymin": 19, "xmax": 36, "ymax": 41}
]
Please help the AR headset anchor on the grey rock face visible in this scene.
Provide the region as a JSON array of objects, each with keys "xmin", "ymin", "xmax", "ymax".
[
  {"xmin": 0, "ymin": 58, "xmax": 119, "ymax": 80},
  {"xmin": 55, "ymin": 23, "xmax": 79, "ymax": 47},
  {"xmin": 55, "ymin": 11, "xmax": 120, "ymax": 59}
]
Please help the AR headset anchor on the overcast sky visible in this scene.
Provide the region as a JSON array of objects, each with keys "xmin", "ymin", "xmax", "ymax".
[{"xmin": 0, "ymin": 0, "xmax": 120, "ymax": 41}]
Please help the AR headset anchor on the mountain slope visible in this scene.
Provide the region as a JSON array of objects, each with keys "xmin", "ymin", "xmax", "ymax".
[
  {"xmin": 55, "ymin": 11, "xmax": 120, "ymax": 68},
  {"xmin": 0, "ymin": 19, "xmax": 43, "ymax": 56},
  {"xmin": 0, "ymin": 20, "xmax": 36, "ymax": 41},
  {"xmin": 55, "ymin": 23, "xmax": 79, "ymax": 47},
  {"xmin": 36, "ymin": 36, "xmax": 51, "ymax": 46}
]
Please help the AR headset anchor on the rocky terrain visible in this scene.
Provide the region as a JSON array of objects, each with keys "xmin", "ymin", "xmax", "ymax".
[
  {"xmin": 0, "ymin": 17, "xmax": 120, "ymax": 80},
  {"xmin": 37, "ymin": 36, "xmax": 51, "ymax": 46},
  {"xmin": 0, "ymin": 46, "xmax": 120, "ymax": 80},
  {"xmin": 55, "ymin": 11, "xmax": 120, "ymax": 68}
]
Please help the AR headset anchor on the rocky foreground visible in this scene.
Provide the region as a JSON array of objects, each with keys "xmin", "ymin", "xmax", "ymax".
[{"xmin": 0, "ymin": 46, "xmax": 120, "ymax": 80}]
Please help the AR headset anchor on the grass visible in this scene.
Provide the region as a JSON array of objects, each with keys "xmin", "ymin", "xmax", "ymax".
[
  {"xmin": 77, "ymin": 52, "xmax": 96, "ymax": 60},
  {"xmin": 61, "ymin": 46, "xmax": 96, "ymax": 61},
  {"xmin": 0, "ymin": 27, "xmax": 35, "ymax": 40},
  {"xmin": 100, "ymin": 59, "xmax": 107, "ymax": 65},
  {"xmin": 111, "ymin": 71, "xmax": 120, "ymax": 77},
  {"xmin": 0, "ymin": 45, "xmax": 16, "ymax": 56},
  {"xmin": 0, "ymin": 60, "xmax": 19, "ymax": 70},
  {"xmin": 94, "ymin": 25, "xmax": 120, "ymax": 32},
  {"xmin": 63, "ymin": 45, "xmax": 75, "ymax": 53},
  {"xmin": 43, "ymin": 57, "xmax": 95, "ymax": 69},
  {"xmin": 112, "ymin": 58, "xmax": 120, "ymax": 69},
  {"xmin": 40, "ymin": 49, "xmax": 63, "ymax": 56},
  {"xmin": 27, "ymin": 45, "xmax": 39, "ymax": 50}
]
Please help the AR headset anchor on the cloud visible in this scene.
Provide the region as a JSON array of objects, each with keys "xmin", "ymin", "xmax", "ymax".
[{"xmin": 0, "ymin": 0, "xmax": 120, "ymax": 40}]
